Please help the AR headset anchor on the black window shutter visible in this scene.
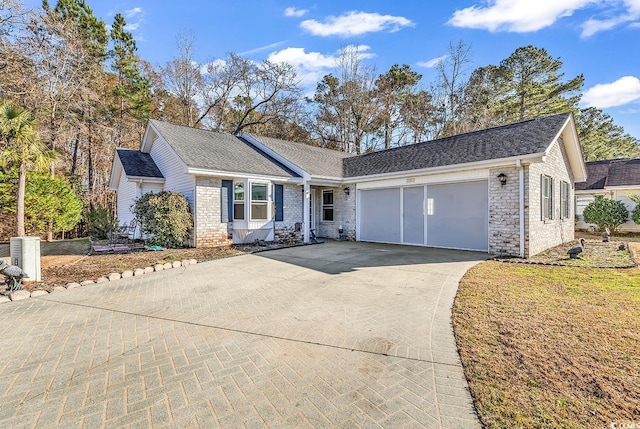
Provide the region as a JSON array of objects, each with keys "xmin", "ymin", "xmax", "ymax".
[
  {"xmin": 221, "ymin": 180, "xmax": 233, "ymax": 222},
  {"xmin": 274, "ymin": 184, "xmax": 284, "ymax": 222}
]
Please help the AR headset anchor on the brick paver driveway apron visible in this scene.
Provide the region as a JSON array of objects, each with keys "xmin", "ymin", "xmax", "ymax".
[{"xmin": 0, "ymin": 241, "xmax": 485, "ymax": 428}]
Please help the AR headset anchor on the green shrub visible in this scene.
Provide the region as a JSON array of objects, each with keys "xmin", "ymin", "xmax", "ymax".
[
  {"xmin": 582, "ymin": 195, "xmax": 629, "ymax": 232},
  {"xmin": 629, "ymin": 194, "xmax": 640, "ymax": 225},
  {"xmin": 87, "ymin": 206, "xmax": 116, "ymax": 239},
  {"xmin": 632, "ymin": 205, "xmax": 640, "ymax": 225},
  {"xmin": 132, "ymin": 191, "xmax": 192, "ymax": 248},
  {"xmin": 0, "ymin": 171, "xmax": 83, "ymax": 236}
]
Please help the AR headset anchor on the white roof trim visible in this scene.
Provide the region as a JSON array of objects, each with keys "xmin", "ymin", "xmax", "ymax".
[
  {"xmin": 546, "ymin": 114, "xmax": 587, "ymax": 183},
  {"xmin": 108, "ymin": 151, "xmax": 123, "ymax": 191},
  {"xmin": 186, "ymin": 167, "xmax": 303, "ymax": 183},
  {"xmin": 603, "ymin": 185, "xmax": 640, "ymax": 191},
  {"xmin": 126, "ymin": 176, "xmax": 165, "ymax": 183}
]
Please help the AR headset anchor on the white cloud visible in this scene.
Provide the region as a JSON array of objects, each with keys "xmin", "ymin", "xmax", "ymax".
[
  {"xmin": 581, "ymin": 76, "xmax": 640, "ymax": 108},
  {"xmin": 448, "ymin": 0, "xmax": 596, "ymax": 32},
  {"xmin": 337, "ymin": 44, "xmax": 376, "ymax": 59},
  {"xmin": 199, "ymin": 59, "xmax": 227, "ymax": 76},
  {"xmin": 285, "ymin": 7, "xmax": 308, "ymax": 17},
  {"xmin": 268, "ymin": 47, "xmax": 336, "ymax": 88},
  {"xmin": 580, "ymin": 0, "xmax": 640, "ymax": 36},
  {"xmin": 300, "ymin": 11, "xmax": 414, "ymax": 37},
  {"xmin": 125, "ymin": 22, "xmax": 141, "ymax": 31},
  {"xmin": 417, "ymin": 55, "xmax": 449, "ymax": 68},
  {"xmin": 122, "ymin": 7, "xmax": 144, "ymax": 32},
  {"xmin": 448, "ymin": 0, "xmax": 640, "ymax": 35},
  {"xmin": 268, "ymin": 45, "xmax": 375, "ymax": 90},
  {"xmin": 239, "ymin": 41, "xmax": 288, "ymax": 56},
  {"xmin": 125, "ymin": 7, "xmax": 143, "ymax": 19}
]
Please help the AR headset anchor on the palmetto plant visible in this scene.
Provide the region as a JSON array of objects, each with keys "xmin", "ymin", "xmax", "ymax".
[{"xmin": 0, "ymin": 100, "xmax": 57, "ymax": 236}]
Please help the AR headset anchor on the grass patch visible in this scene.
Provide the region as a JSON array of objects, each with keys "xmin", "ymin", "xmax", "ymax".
[{"xmin": 454, "ymin": 262, "xmax": 640, "ymax": 428}]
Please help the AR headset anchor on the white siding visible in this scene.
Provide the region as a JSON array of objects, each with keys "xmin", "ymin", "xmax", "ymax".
[
  {"xmin": 149, "ymin": 136, "xmax": 195, "ymax": 208},
  {"xmin": 116, "ymin": 169, "xmax": 137, "ymax": 226}
]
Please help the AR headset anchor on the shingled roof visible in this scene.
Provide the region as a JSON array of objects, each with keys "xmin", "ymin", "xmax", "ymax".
[
  {"xmin": 247, "ymin": 134, "xmax": 354, "ymax": 179},
  {"xmin": 148, "ymin": 120, "xmax": 299, "ymax": 178},
  {"xmin": 344, "ymin": 113, "xmax": 571, "ymax": 178},
  {"xmin": 576, "ymin": 158, "xmax": 640, "ymax": 190},
  {"xmin": 116, "ymin": 149, "xmax": 163, "ymax": 178}
]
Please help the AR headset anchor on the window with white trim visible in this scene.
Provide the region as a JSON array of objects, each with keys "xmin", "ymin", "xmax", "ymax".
[
  {"xmin": 233, "ymin": 182, "xmax": 245, "ymax": 220},
  {"xmin": 322, "ymin": 190, "xmax": 334, "ymax": 221},
  {"xmin": 250, "ymin": 183, "xmax": 268, "ymax": 220},
  {"xmin": 560, "ymin": 181, "xmax": 570, "ymax": 220},
  {"xmin": 541, "ymin": 174, "xmax": 553, "ymax": 220}
]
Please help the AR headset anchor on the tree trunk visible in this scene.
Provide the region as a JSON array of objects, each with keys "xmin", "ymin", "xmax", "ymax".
[
  {"xmin": 16, "ymin": 162, "xmax": 26, "ymax": 237},
  {"xmin": 384, "ymin": 121, "xmax": 390, "ymax": 150},
  {"xmin": 71, "ymin": 129, "xmax": 80, "ymax": 176},
  {"xmin": 46, "ymin": 221, "xmax": 53, "ymax": 242}
]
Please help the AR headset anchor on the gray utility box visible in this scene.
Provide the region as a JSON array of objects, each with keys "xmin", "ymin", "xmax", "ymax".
[{"xmin": 10, "ymin": 236, "xmax": 41, "ymax": 282}]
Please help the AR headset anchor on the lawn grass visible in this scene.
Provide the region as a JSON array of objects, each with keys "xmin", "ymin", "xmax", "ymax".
[{"xmin": 454, "ymin": 261, "xmax": 640, "ymax": 428}]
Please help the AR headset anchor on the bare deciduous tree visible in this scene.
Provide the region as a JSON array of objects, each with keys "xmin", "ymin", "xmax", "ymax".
[
  {"xmin": 162, "ymin": 32, "xmax": 202, "ymax": 127},
  {"xmin": 433, "ymin": 40, "xmax": 473, "ymax": 137}
]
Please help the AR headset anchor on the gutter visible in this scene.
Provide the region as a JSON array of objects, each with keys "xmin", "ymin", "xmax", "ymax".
[{"xmin": 186, "ymin": 168, "xmax": 304, "ymax": 183}]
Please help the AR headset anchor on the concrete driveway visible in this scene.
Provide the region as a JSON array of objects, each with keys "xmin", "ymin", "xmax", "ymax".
[{"xmin": 0, "ymin": 241, "xmax": 485, "ymax": 428}]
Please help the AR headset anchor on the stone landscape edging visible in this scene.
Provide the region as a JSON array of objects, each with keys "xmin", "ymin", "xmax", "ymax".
[
  {"xmin": 0, "ymin": 258, "xmax": 198, "ymax": 303},
  {"xmin": 1, "ymin": 240, "xmax": 328, "ymax": 304}
]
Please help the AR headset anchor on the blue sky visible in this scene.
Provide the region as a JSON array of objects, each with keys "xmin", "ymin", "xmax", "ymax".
[{"xmin": 29, "ymin": 0, "xmax": 640, "ymax": 138}]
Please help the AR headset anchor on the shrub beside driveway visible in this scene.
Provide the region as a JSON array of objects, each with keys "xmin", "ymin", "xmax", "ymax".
[{"xmin": 453, "ymin": 261, "xmax": 640, "ymax": 428}]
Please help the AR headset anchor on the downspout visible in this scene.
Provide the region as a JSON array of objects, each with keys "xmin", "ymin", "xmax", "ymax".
[
  {"xmin": 303, "ymin": 180, "xmax": 310, "ymax": 243},
  {"xmin": 517, "ymin": 159, "xmax": 525, "ymax": 258}
]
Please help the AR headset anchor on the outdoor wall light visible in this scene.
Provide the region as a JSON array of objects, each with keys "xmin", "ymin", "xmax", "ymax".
[
  {"xmin": 343, "ymin": 187, "xmax": 350, "ymax": 196},
  {"xmin": 497, "ymin": 173, "xmax": 507, "ymax": 187}
]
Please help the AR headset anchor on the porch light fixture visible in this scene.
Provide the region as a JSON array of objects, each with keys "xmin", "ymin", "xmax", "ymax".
[
  {"xmin": 343, "ymin": 187, "xmax": 350, "ymax": 196},
  {"xmin": 497, "ymin": 173, "xmax": 507, "ymax": 187}
]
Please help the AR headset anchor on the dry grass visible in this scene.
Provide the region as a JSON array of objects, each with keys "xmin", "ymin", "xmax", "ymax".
[{"xmin": 454, "ymin": 262, "xmax": 640, "ymax": 428}]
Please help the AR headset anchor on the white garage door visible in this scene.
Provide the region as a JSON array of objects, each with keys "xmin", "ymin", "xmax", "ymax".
[
  {"xmin": 358, "ymin": 181, "xmax": 488, "ymax": 251},
  {"xmin": 426, "ymin": 181, "xmax": 488, "ymax": 251},
  {"xmin": 359, "ymin": 188, "xmax": 401, "ymax": 243}
]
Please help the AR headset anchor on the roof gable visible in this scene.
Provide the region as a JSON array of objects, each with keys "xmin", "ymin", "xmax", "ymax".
[
  {"xmin": 344, "ymin": 113, "xmax": 574, "ymax": 178},
  {"xmin": 245, "ymin": 134, "xmax": 354, "ymax": 180},
  {"xmin": 147, "ymin": 120, "xmax": 299, "ymax": 179}
]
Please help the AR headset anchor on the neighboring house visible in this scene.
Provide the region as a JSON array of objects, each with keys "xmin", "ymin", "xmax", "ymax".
[
  {"xmin": 575, "ymin": 158, "xmax": 640, "ymax": 232},
  {"xmin": 109, "ymin": 112, "xmax": 587, "ymax": 257}
]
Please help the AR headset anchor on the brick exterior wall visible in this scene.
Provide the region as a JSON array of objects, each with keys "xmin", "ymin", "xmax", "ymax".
[
  {"xmin": 274, "ymin": 184, "xmax": 303, "ymax": 242},
  {"xmin": 194, "ymin": 177, "xmax": 233, "ymax": 247},
  {"xmin": 487, "ymin": 137, "xmax": 575, "ymax": 257},
  {"xmin": 316, "ymin": 184, "xmax": 356, "ymax": 240},
  {"xmin": 488, "ymin": 166, "xmax": 523, "ymax": 256},
  {"xmin": 527, "ymin": 137, "xmax": 575, "ymax": 256}
]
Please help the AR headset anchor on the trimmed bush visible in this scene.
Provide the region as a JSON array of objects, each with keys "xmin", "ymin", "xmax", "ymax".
[
  {"xmin": 582, "ymin": 195, "xmax": 628, "ymax": 232},
  {"xmin": 132, "ymin": 191, "xmax": 192, "ymax": 248}
]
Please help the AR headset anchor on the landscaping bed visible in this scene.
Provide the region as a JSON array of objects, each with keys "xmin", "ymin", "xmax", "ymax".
[
  {"xmin": 0, "ymin": 238, "xmax": 242, "ymax": 292},
  {"xmin": 500, "ymin": 238, "xmax": 637, "ymax": 268}
]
